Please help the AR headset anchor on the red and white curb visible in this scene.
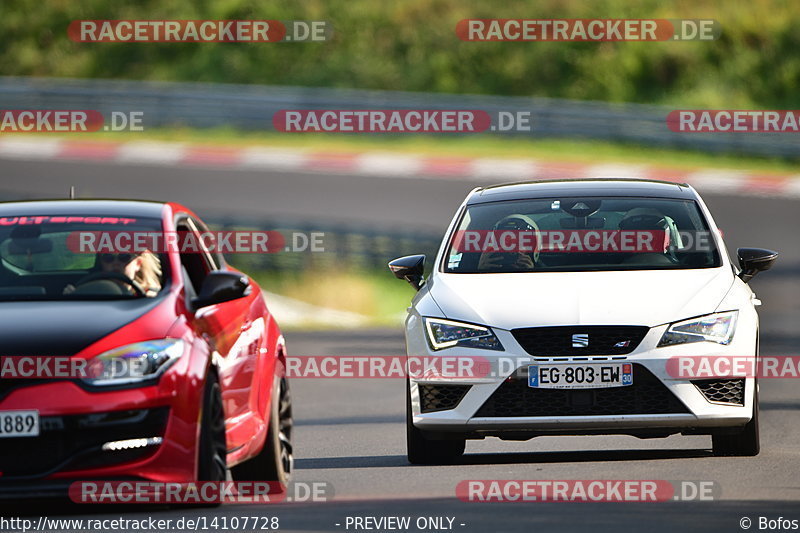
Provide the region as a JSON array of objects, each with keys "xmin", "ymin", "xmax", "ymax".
[{"xmin": 1, "ymin": 137, "xmax": 798, "ymax": 198}]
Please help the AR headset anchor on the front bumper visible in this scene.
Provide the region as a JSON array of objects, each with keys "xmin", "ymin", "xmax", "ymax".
[
  {"xmin": 0, "ymin": 375, "xmax": 201, "ymax": 490},
  {"xmin": 406, "ymin": 318, "xmax": 756, "ymax": 437}
]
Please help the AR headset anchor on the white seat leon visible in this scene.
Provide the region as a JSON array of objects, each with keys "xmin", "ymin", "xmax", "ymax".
[{"xmin": 389, "ymin": 178, "xmax": 778, "ymax": 464}]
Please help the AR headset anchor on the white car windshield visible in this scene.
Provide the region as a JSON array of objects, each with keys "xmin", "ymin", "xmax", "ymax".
[{"xmin": 444, "ymin": 197, "xmax": 722, "ymax": 273}]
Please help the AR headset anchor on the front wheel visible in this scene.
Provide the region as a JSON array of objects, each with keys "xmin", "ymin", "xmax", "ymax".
[
  {"xmin": 712, "ymin": 381, "xmax": 760, "ymax": 457},
  {"xmin": 232, "ymin": 376, "xmax": 293, "ymax": 483},
  {"xmin": 198, "ymin": 371, "xmax": 228, "ymax": 481},
  {"xmin": 406, "ymin": 381, "xmax": 465, "ymax": 465}
]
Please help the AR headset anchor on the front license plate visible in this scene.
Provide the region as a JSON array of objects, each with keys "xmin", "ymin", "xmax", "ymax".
[
  {"xmin": 0, "ymin": 410, "xmax": 40, "ymax": 438},
  {"xmin": 528, "ymin": 363, "xmax": 633, "ymax": 389}
]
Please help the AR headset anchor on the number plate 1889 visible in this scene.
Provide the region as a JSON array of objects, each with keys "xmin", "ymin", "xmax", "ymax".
[{"xmin": 0, "ymin": 410, "xmax": 40, "ymax": 438}]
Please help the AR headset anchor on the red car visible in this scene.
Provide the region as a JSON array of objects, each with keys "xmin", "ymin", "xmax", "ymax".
[{"xmin": 0, "ymin": 199, "xmax": 292, "ymax": 498}]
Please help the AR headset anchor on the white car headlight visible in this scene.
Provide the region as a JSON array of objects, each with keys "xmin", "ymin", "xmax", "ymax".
[
  {"xmin": 657, "ymin": 311, "xmax": 738, "ymax": 347},
  {"xmin": 83, "ymin": 339, "xmax": 185, "ymax": 386},
  {"xmin": 424, "ymin": 318, "xmax": 504, "ymax": 351}
]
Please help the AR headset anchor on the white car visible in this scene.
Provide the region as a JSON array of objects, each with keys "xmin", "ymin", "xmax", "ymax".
[{"xmin": 390, "ymin": 179, "xmax": 778, "ymax": 464}]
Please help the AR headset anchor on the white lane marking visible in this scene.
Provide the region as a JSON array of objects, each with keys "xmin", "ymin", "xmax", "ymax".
[
  {"xmin": 116, "ymin": 141, "xmax": 187, "ymax": 165},
  {"xmin": 239, "ymin": 147, "xmax": 308, "ymax": 170},
  {"xmin": 0, "ymin": 137, "xmax": 62, "ymax": 159},
  {"xmin": 685, "ymin": 170, "xmax": 751, "ymax": 194},
  {"xmin": 356, "ymin": 153, "xmax": 424, "ymax": 177},
  {"xmin": 782, "ymin": 176, "xmax": 800, "ymax": 198},
  {"xmin": 585, "ymin": 164, "xmax": 648, "ymax": 178},
  {"xmin": 262, "ymin": 291, "xmax": 369, "ymax": 328},
  {"xmin": 470, "ymin": 158, "xmax": 539, "ymax": 181}
]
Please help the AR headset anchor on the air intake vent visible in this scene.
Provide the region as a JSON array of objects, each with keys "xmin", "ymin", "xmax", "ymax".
[
  {"xmin": 692, "ymin": 379, "xmax": 745, "ymax": 405},
  {"xmin": 475, "ymin": 364, "xmax": 688, "ymax": 417},
  {"xmin": 419, "ymin": 384, "xmax": 471, "ymax": 413}
]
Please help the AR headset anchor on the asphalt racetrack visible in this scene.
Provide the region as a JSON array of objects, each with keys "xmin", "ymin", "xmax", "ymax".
[{"xmin": 2, "ymin": 157, "xmax": 800, "ymax": 532}]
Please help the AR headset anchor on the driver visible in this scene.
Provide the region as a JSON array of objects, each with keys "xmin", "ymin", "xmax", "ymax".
[
  {"xmin": 64, "ymin": 250, "xmax": 162, "ymax": 297},
  {"xmin": 477, "ymin": 214, "xmax": 540, "ymax": 271}
]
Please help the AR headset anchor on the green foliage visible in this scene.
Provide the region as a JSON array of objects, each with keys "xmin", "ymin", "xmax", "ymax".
[{"xmin": 2, "ymin": 0, "xmax": 798, "ymax": 107}]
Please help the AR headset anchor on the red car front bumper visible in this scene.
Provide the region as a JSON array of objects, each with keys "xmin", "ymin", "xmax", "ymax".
[{"xmin": 0, "ymin": 364, "xmax": 203, "ymax": 496}]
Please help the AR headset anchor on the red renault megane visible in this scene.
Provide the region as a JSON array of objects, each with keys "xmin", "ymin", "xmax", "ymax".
[{"xmin": 0, "ymin": 199, "xmax": 292, "ymax": 498}]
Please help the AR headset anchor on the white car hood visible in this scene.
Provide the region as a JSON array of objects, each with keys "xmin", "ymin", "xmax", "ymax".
[{"xmin": 429, "ymin": 268, "xmax": 734, "ymax": 329}]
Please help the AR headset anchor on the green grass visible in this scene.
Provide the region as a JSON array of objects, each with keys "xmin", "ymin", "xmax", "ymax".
[
  {"xmin": 36, "ymin": 126, "xmax": 800, "ymax": 175},
  {"xmin": 245, "ymin": 267, "xmax": 416, "ymax": 328}
]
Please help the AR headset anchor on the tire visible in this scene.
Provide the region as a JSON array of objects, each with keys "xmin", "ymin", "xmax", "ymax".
[
  {"xmin": 406, "ymin": 381, "xmax": 465, "ymax": 465},
  {"xmin": 232, "ymin": 376, "xmax": 293, "ymax": 484},
  {"xmin": 197, "ymin": 371, "xmax": 228, "ymax": 483},
  {"xmin": 712, "ymin": 380, "xmax": 760, "ymax": 457}
]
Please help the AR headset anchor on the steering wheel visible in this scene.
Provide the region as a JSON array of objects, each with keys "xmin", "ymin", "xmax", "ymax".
[{"xmin": 73, "ymin": 271, "xmax": 145, "ymax": 297}]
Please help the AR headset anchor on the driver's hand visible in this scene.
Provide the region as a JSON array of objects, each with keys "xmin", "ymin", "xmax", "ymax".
[
  {"xmin": 478, "ymin": 252, "xmax": 504, "ymax": 270},
  {"xmin": 63, "ymin": 283, "xmax": 76, "ymax": 295},
  {"xmin": 479, "ymin": 252, "xmax": 534, "ymax": 271},
  {"xmin": 513, "ymin": 253, "xmax": 535, "ymax": 270}
]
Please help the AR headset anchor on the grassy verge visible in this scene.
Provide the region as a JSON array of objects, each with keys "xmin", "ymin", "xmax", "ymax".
[
  {"xmin": 246, "ymin": 267, "xmax": 415, "ymax": 328},
  {"xmin": 32, "ymin": 127, "xmax": 800, "ymax": 175}
]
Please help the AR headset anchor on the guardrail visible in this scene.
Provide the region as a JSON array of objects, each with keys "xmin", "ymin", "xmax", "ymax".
[
  {"xmin": 208, "ymin": 215, "xmax": 442, "ymax": 273},
  {"xmin": 1, "ymin": 76, "xmax": 797, "ymax": 158}
]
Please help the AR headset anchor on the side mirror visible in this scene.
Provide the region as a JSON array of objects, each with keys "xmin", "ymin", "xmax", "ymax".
[
  {"xmin": 737, "ymin": 248, "xmax": 778, "ymax": 283},
  {"xmin": 388, "ymin": 254, "xmax": 425, "ymax": 291},
  {"xmin": 192, "ymin": 270, "xmax": 251, "ymax": 309}
]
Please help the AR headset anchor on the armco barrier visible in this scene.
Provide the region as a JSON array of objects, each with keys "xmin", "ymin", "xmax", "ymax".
[{"xmin": 1, "ymin": 76, "xmax": 798, "ymax": 157}]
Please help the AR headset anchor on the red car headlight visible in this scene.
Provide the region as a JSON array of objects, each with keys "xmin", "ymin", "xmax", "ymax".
[{"xmin": 82, "ymin": 338, "xmax": 185, "ymax": 387}]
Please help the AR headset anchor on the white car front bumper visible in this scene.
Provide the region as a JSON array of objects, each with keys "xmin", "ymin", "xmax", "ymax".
[{"xmin": 407, "ymin": 318, "xmax": 756, "ymax": 437}]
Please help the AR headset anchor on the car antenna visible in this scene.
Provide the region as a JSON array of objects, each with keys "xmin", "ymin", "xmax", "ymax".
[{"xmin": 69, "ymin": 186, "xmax": 76, "ymax": 199}]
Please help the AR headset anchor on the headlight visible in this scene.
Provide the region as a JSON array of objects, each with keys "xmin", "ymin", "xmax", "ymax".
[
  {"xmin": 83, "ymin": 339, "xmax": 185, "ymax": 386},
  {"xmin": 424, "ymin": 318, "xmax": 504, "ymax": 351},
  {"xmin": 657, "ymin": 311, "xmax": 738, "ymax": 347}
]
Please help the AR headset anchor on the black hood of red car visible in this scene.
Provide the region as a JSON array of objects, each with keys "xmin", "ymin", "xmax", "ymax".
[{"xmin": 0, "ymin": 298, "xmax": 164, "ymax": 356}]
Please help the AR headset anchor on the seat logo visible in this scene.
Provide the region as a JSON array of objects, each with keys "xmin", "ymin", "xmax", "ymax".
[{"xmin": 572, "ymin": 333, "xmax": 589, "ymax": 348}]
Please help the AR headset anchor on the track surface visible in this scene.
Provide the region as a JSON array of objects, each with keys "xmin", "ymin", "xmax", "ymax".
[{"xmin": 2, "ymin": 158, "xmax": 800, "ymax": 532}]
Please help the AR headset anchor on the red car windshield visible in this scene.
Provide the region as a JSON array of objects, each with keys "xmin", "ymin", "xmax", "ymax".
[{"xmin": 0, "ymin": 215, "xmax": 167, "ymax": 300}]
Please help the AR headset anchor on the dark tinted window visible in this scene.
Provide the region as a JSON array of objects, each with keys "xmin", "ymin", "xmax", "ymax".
[
  {"xmin": 0, "ymin": 215, "xmax": 166, "ymax": 299},
  {"xmin": 444, "ymin": 197, "xmax": 721, "ymax": 273}
]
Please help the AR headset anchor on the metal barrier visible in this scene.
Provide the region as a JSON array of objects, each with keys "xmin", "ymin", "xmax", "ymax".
[
  {"xmin": 1, "ymin": 76, "xmax": 798, "ymax": 157},
  {"xmin": 208, "ymin": 215, "xmax": 442, "ymax": 273}
]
